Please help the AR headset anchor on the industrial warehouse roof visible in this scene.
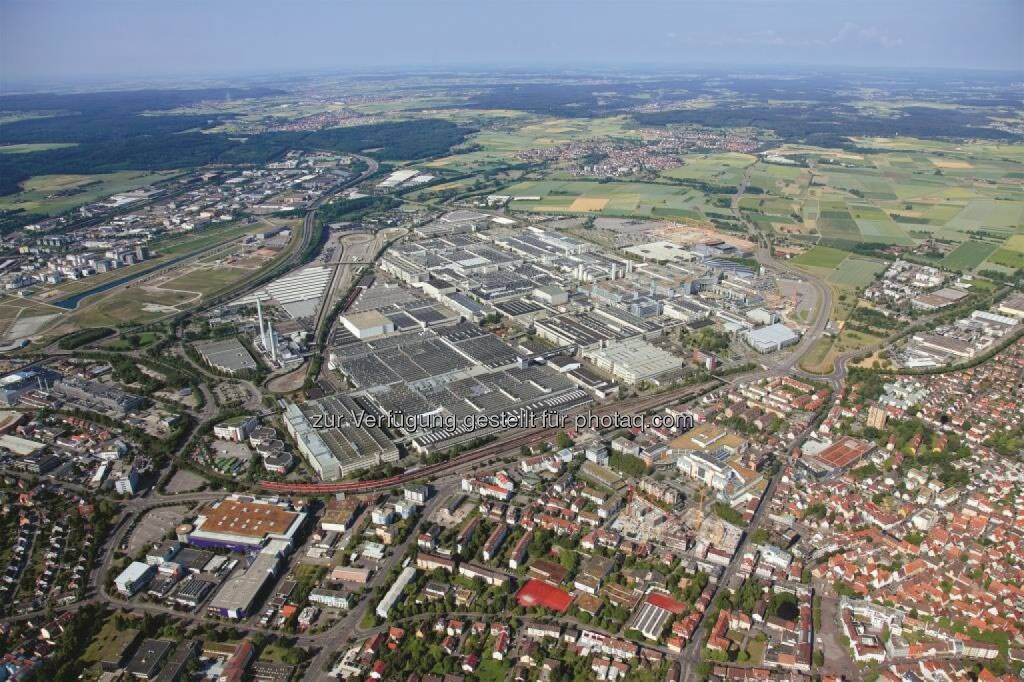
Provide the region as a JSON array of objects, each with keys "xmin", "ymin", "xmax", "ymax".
[
  {"xmin": 197, "ymin": 498, "xmax": 299, "ymax": 538},
  {"xmin": 745, "ymin": 323, "xmax": 799, "ymax": 347}
]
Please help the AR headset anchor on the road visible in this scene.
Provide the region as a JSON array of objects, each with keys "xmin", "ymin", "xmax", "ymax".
[
  {"xmin": 13, "ymin": 153, "xmax": 846, "ymax": 675},
  {"xmin": 671, "ymin": 213, "xmax": 837, "ymax": 677}
]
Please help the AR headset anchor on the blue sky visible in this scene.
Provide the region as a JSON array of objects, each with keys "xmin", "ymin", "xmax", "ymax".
[{"xmin": 1, "ymin": 0, "xmax": 1021, "ymax": 85}]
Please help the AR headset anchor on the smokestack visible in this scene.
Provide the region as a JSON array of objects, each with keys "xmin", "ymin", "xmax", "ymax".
[
  {"xmin": 256, "ymin": 297, "xmax": 266, "ymax": 349},
  {"xmin": 270, "ymin": 325, "xmax": 277, "ymax": 363}
]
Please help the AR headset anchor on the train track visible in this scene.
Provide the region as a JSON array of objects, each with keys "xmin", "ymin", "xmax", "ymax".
[{"xmin": 258, "ymin": 379, "xmax": 722, "ymax": 495}]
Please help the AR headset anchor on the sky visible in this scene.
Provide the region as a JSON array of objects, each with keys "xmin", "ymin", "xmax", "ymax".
[{"xmin": 1, "ymin": 0, "xmax": 1022, "ymax": 87}]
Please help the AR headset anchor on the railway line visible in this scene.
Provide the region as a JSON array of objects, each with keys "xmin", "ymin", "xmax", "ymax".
[{"xmin": 258, "ymin": 378, "xmax": 724, "ymax": 495}]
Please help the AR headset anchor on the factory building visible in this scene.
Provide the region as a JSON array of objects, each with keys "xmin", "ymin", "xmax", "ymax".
[
  {"xmin": 284, "ymin": 398, "xmax": 399, "ymax": 479},
  {"xmin": 207, "ymin": 541, "xmax": 286, "ymax": 619},
  {"xmin": 582, "ymin": 338, "xmax": 683, "ymax": 386},
  {"xmin": 184, "ymin": 496, "xmax": 306, "ymax": 553},
  {"xmin": 743, "ymin": 323, "xmax": 800, "ymax": 353},
  {"xmin": 115, "ymin": 561, "xmax": 156, "ymax": 596},
  {"xmin": 340, "ymin": 310, "xmax": 395, "ymax": 340},
  {"xmin": 193, "ymin": 338, "xmax": 259, "ymax": 375}
]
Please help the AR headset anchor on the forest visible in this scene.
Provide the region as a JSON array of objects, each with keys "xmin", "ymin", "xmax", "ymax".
[{"xmin": 0, "ymin": 111, "xmax": 469, "ymax": 196}]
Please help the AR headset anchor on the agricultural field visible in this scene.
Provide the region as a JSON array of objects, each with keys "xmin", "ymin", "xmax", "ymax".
[
  {"xmin": 0, "ymin": 170, "xmax": 178, "ymax": 215},
  {"xmin": 660, "ymin": 152, "xmax": 756, "ymax": 187},
  {"xmin": 827, "ymin": 256, "xmax": 887, "ymax": 287},
  {"xmin": 495, "ymin": 134, "xmax": 1023, "ymax": 264},
  {"xmin": 0, "ymin": 143, "xmax": 77, "ymax": 154},
  {"xmin": 423, "ymin": 114, "xmax": 637, "ymax": 173},
  {"xmin": 503, "ymin": 179, "xmax": 710, "ymax": 220},
  {"xmin": 790, "ymin": 244, "xmax": 888, "ymax": 373},
  {"xmin": 941, "ymin": 239, "xmax": 1001, "ymax": 271},
  {"xmin": 791, "ymin": 246, "xmax": 850, "ymax": 269}
]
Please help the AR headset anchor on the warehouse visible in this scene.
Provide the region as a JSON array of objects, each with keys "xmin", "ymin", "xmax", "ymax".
[
  {"xmin": 285, "ymin": 396, "xmax": 399, "ymax": 479},
  {"xmin": 340, "ymin": 310, "xmax": 395, "ymax": 340},
  {"xmin": 628, "ymin": 592, "xmax": 685, "ymax": 640},
  {"xmin": 582, "ymin": 338, "xmax": 683, "ymax": 386},
  {"xmin": 115, "ymin": 561, "xmax": 156, "ymax": 596},
  {"xmin": 194, "ymin": 338, "xmax": 258, "ymax": 374},
  {"xmin": 743, "ymin": 323, "xmax": 800, "ymax": 353},
  {"xmin": 235, "ymin": 265, "xmax": 332, "ymax": 318},
  {"xmin": 207, "ymin": 543, "xmax": 283, "ymax": 619},
  {"xmin": 185, "ymin": 496, "xmax": 306, "ymax": 553}
]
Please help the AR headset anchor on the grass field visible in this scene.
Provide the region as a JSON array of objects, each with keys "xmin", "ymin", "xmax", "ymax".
[
  {"xmin": 792, "ymin": 246, "xmax": 849, "ymax": 269},
  {"xmin": 106, "ymin": 331, "xmax": 159, "ymax": 350},
  {"xmin": 941, "ymin": 239, "xmax": 1000, "ymax": 271},
  {"xmin": 0, "ymin": 143, "xmax": 78, "ymax": 154},
  {"xmin": 0, "ymin": 170, "xmax": 178, "ymax": 215},
  {"xmin": 504, "ymin": 179, "xmax": 708, "ymax": 219},
  {"xmin": 828, "ymin": 257, "xmax": 886, "ymax": 287},
  {"xmin": 161, "ymin": 265, "xmax": 252, "ymax": 295},
  {"xmin": 660, "ymin": 152, "xmax": 756, "ymax": 187}
]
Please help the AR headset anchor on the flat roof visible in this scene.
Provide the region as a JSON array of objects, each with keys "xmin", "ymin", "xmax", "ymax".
[
  {"xmin": 746, "ymin": 323, "xmax": 799, "ymax": 345},
  {"xmin": 343, "ymin": 310, "xmax": 392, "ymax": 330},
  {"xmin": 670, "ymin": 423, "xmax": 745, "ymax": 453},
  {"xmin": 198, "ymin": 499, "xmax": 299, "ymax": 539},
  {"xmin": 816, "ymin": 436, "xmax": 873, "ymax": 470},
  {"xmin": 194, "ymin": 338, "xmax": 258, "ymax": 372}
]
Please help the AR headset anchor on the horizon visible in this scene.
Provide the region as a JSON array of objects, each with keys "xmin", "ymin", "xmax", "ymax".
[{"xmin": 2, "ymin": 0, "xmax": 1021, "ymax": 91}]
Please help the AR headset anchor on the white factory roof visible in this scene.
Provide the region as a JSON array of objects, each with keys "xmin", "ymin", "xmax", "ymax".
[
  {"xmin": 376, "ymin": 566, "xmax": 417, "ymax": 618},
  {"xmin": 745, "ymin": 323, "xmax": 799, "ymax": 346},
  {"xmin": 234, "ymin": 265, "xmax": 332, "ymax": 309}
]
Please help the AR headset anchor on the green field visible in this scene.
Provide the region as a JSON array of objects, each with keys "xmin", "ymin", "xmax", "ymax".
[
  {"xmin": 0, "ymin": 143, "xmax": 78, "ymax": 154},
  {"xmin": 503, "ymin": 179, "xmax": 709, "ymax": 219},
  {"xmin": 792, "ymin": 246, "xmax": 849, "ymax": 269},
  {"xmin": 161, "ymin": 266, "xmax": 252, "ymax": 295},
  {"xmin": 0, "ymin": 170, "xmax": 178, "ymax": 215},
  {"xmin": 828, "ymin": 256, "xmax": 886, "ymax": 287},
  {"xmin": 424, "ymin": 114, "xmax": 637, "ymax": 172},
  {"xmin": 941, "ymin": 239, "xmax": 1000, "ymax": 271},
  {"xmin": 660, "ymin": 152, "xmax": 756, "ymax": 187}
]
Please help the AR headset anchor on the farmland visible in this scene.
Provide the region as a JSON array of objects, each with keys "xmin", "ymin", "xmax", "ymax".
[
  {"xmin": 491, "ymin": 133, "xmax": 1024, "ymax": 277},
  {"xmin": 941, "ymin": 239, "xmax": 1001, "ymax": 271},
  {"xmin": 503, "ymin": 179, "xmax": 710, "ymax": 220},
  {"xmin": 0, "ymin": 170, "xmax": 178, "ymax": 215}
]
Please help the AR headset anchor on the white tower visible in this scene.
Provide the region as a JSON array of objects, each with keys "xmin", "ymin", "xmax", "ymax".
[{"xmin": 256, "ymin": 297, "xmax": 267, "ymax": 349}]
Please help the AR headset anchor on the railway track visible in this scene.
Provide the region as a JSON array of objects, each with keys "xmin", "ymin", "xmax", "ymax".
[{"xmin": 258, "ymin": 379, "xmax": 722, "ymax": 495}]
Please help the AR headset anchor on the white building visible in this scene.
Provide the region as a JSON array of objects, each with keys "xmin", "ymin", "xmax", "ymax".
[
  {"xmin": 115, "ymin": 561, "xmax": 156, "ymax": 596},
  {"xmin": 376, "ymin": 566, "xmax": 417, "ymax": 618},
  {"xmin": 340, "ymin": 311, "xmax": 394, "ymax": 340},
  {"xmin": 744, "ymin": 323, "xmax": 800, "ymax": 353}
]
